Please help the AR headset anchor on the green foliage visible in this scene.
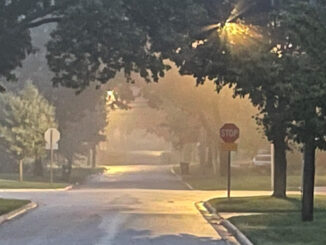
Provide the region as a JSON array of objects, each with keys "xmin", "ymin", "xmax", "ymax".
[
  {"xmin": 279, "ymin": 0, "xmax": 326, "ymax": 150},
  {"xmin": 44, "ymin": 0, "xmax": 234, "ymax": 90},
  {"xmin": 0, "ymin": 83, "xmax": 56, "ymax": 160},
  {"xmin": 0, "ymin": 0, "xmax": 73, "ymax": 85}
]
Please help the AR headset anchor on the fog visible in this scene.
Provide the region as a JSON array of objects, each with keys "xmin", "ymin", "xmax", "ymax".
[{"xmin": 1, "ymin": 23, "xmax": 325, "ymax": 181}]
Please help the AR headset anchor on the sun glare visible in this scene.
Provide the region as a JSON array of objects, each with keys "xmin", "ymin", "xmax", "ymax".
[
  {"xmin": 223, "ymin": 22, "xmax": 250, "ymax": 36},
  {"xmin": 202, "ymin": 20, "xmax": 263, "ymax": 51},
  {"xmin": 219, "ymin": 21, "xmax": 263, "ymax": 48}
]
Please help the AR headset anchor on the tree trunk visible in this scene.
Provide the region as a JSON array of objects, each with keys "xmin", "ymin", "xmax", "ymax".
[
  {"xmin": 87, "ymin": 149, "xmax": 92, "ymax": 166},
  {"xmin": 92, "ymin": 145, "xmax": 97, "ymax": 169},
  {"xmin": 302, "ymin": 138, "xmax": 316, "ymax": 222},
  {"xmin": 19, "ymin": 159, "xmax": 23, "ymax": 182},
  {"xmin": 207, "ymin": 144, "xmax": 213, "ymax": 169},
  {"xmin": 198, "ymin": 142, "xmax": 206, "ymax": 172},
  {"xmin": 62, "ymin": 155, "xmax": 73, "ymax": 182},
  {"xmin": 272, "ymin": 134, "xmax": 287, "ymax": 198},
  {"xmin": 211, "ymin": 141, "xmax": 219, "ymax": 175},
  {"xmin": 34, "ymin": 155, "xmax": 43, "ymax": 177}
]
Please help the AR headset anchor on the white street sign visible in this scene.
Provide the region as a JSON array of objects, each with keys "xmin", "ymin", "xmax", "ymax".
[
  {"xmin": 44, "ymin": 128, "xmax": 60, "ymax": 145},
  {"xmin": 45, "ymin": 142, "xmax": 58, "ymax": 150}
]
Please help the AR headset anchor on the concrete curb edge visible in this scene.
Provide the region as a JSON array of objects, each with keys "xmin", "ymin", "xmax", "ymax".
[
  {"xmin": 61, "ymin": 185, "xmax": 73, "ymax": 191},
  {"xmin": 204, "ymin": 201, "xmax": 254, "ymax": 245},
  {"xmin": 0, "ymin": 201, "xmax": 38, "ymax": 225}
]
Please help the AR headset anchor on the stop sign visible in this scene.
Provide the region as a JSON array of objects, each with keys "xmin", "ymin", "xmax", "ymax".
[{"xmin": 220, "ymin": 123, "xmax": 240, "ymax": 143}]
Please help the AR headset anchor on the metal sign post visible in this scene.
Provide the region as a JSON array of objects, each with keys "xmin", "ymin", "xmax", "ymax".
[
  {"xmin": 220, "ymin": 123, "xmax": 240, "ymax": 200},
  {"xmin": 50, "ymin": 129, "xmax": 53, "ymax": 184},
  {"xmin": 227, "ymin": 151, "xmax": 231, "ymax": 199},
  {"xmin": 271, "ymin": 143, "xmax": 274, "ymax": 191}
]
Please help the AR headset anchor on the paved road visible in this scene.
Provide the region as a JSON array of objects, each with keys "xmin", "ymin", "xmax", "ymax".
[{"xmin": 0, "ymin": 165, "xmax": 267, "ymax": 245}]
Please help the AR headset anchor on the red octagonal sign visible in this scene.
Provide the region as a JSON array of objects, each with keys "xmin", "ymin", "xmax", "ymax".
[{"xmin": 220, "ymin": 123, "xmax": 240, "ymax": 143}]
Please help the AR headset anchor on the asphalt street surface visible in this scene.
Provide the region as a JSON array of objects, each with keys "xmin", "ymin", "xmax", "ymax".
[{"xmin": 0, "ymin": 164, "xmax": 255, "ymax": 245}]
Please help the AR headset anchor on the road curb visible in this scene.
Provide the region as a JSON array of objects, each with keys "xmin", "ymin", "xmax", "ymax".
[
  {"xmin": 170, "ymin": 167, "xmax": 194, "ymax": 190},
  {"xmin": 203, "ymin": 202, "xmax": 254, "ymax": 245},
  {"xmin": 0, "ymin": 201, "xmax": 37, "ymax": 225},
  {"xmin": 61, "ymin": 185, "xmax": 73, "ymax": 191}
]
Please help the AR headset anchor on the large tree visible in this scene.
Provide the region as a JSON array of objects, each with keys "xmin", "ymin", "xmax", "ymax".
[
  {"xmin": 225, "ymin": 40, "xmax": 293, "ymax": 198},
  {"xmin": 0, "ymin": 83, "xmax": 56, "ymax": 180},
  {"xmin": 279, "ymin": 0, "xmax": 326, "ymax": 221}
]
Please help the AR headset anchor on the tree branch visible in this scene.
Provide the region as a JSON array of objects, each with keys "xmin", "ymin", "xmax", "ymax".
[
  {"xmin": 18, "ymin": 0, "xmax": 75, "ymax": 27},
  {"xmin": 27, "ymin": 17, "xmax": 62, "ymax": 29}
]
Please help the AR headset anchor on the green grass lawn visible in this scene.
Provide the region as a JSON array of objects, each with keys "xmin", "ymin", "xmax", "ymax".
[
  {"xmin": 0, "ymin": 167, "xmax": 105, "ymax": 189},
  {"xmin": 0, "ymin": 179, "xmax": 68, "ymax": 189},
  {"xmin": 174, "ymin": 164, "xmax": 326, "ymax": 191},
  {"xmin": 0, "ymin": 198, "xmax": 30, "ymax": 215},
  {"xmin": 209, "ymin": 195, "xmax": 326, "ymax": 212},
  {"xmin": 209, "ymin": 196, "xmax": 326, "ymax": 245},
  {"xmin": 229, "ymin": 213, "xmax": 326, "ymax": 245}
]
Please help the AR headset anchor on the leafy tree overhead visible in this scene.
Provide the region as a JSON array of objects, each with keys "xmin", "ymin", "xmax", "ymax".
[
  {"xmin": 1, "ymin": 0, "xmax": 232, "ymax": 91},
  {"xmin": 0, "ymin": 0, "xmax": 74, "ymax": 88},
  {"xmin": 45, "ymin": 0, "xmax": 234, "ymax": 90}
]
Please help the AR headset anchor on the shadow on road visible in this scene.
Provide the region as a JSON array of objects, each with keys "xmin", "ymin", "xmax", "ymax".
[{"xmin": 109, "ymin": 229, "xmax": 226, "ymax": 245}]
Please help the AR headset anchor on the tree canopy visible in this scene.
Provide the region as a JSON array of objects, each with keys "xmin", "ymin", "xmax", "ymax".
[
  {"xmin": 0, "ymin": 83, "xmax": 56, "ymax": 161},
  {"xmin": 0, "ymin": 0, "xmax": 74, "ymax": 86}
]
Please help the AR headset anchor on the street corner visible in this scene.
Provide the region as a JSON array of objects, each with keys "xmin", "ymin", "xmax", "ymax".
[
  {"xmin": 196, "ymin": 201, "xmax": 252, "ymax": 245},
  {"xmin": 0, "ymin": 201, "xmax": 38, "ymax": 225}
]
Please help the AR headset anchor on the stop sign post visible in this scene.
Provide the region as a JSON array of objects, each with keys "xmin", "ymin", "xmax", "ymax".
[{"xmin": 220, "ymin": 123, "xmax": 240, "ymax": 199}]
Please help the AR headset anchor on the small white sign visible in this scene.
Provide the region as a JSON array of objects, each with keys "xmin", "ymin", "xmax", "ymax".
[
  {"xmin": 46, "ymin": 142, "xmax": 58, "ymax": 150},
  {"xmin": 45, "ymin": 128, "xmax": 60, "ymax": 143},
  {"xmin": 44, "ymin": 128, "xmax": 60, "ymax": 150}
]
